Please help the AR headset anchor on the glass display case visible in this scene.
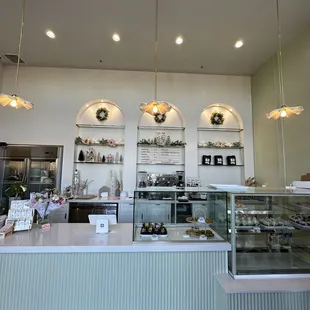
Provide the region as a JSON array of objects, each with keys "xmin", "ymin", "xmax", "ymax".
[
  {"xmin": 228, "ymin": 188, "xmax": 310, "ymax": 278},
  {"xmin": 133, "ymin": 189, "xmax": 228, "ymax": 242}
]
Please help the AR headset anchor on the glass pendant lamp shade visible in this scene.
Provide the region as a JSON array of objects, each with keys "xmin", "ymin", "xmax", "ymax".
[
  {"xmin": 266, "ymin": 105, "xmax": 304, "ymax": 120},
  {"xmin": 140, "ymin": 100, "xmax": 171, "ymax": 116},
  {"xmin": 0, "ymin": 93, "xmax": 34, "ymax": 110}
]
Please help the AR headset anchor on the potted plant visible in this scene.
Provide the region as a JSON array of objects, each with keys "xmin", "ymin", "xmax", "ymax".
[{"xmin": 5, "ymin": 182, "xmax": 28, "ymax": 206}]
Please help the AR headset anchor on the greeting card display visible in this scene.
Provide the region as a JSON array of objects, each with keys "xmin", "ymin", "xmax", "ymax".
[
  {"xmin": 227, "ymin": 155, "xmax": 237, "ymax": 166},
  {"xmin": 214, "ymin": 155, "xmax": 223, "ymax": 166},
  {"xmin": 6, "ymin": 200, "xmax": 34, "ymax": 231},
  {"xmin": 202, "ymin": 155, "xmax": 211, "ymax": 165}
]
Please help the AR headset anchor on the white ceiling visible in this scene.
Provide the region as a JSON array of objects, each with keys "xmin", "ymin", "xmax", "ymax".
[{"xmin": 0, "ymin": 0, "xmax": 310, "ymax": 75}]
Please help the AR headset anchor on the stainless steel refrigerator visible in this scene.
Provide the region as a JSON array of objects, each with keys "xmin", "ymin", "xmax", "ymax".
[{"xmin": 0, "ymin": 144, "xmax": 63, "ymax": 205}]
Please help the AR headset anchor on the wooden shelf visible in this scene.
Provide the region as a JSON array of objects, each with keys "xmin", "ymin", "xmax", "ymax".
[
  {"xmin": 76, "ymin": 124, "xmax": 125, "ymax": 129},
  {"xmin": 197, "ymin": 127, "xmax": 243, "ymax": 132}
]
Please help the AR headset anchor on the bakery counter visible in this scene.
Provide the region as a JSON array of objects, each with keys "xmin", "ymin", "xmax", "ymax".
[{"xmin": 0, "ymin": 223, "xmax": 231, "ymax": 253}]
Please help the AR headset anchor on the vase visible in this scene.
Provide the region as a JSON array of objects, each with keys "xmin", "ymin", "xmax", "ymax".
[{"xmin": 38, "ymin": 214, "xmax": 50, "ymax": 230}]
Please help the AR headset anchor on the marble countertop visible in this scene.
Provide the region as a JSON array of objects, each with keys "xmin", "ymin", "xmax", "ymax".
[{"xmin": 0, "ymin": 224, "xmax": 231, "ymax": 254}]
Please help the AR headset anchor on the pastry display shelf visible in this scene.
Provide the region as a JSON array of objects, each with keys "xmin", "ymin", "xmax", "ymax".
[
  {"xmin": 137, "ymin": 144, "xmax": 185, "ymax": 148},
  {"xmin": 74, "ymin": 161, "xmax": 123, "ymax": 165},
  {"xmin": 76, "ymin": 124, "xmax": 125, "ymax": 129},
  {"xmin": 133, "ymin": 224, "xmax": 224, "ymax": 242},
  {"xmin": 228, "ymin": 210, "xmax": 273, "ymax": 214},
  {"xmin": 197, "ymin": 127, "xmax": 243, "ymax": 132},
  {"xmin": 198, "ymin": 146, "xmax": 243, "ymax": 149},
  {"xmin": 198, "ymin": 164, "xmax": 244, "ymax": 167},
  {"xmin": 138, "ymin": 126, "xmax": 185, "ymax": 131}
]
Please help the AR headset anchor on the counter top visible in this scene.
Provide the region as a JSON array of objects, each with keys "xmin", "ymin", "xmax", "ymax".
[
  {"xmin": 0, "ymin": 224, "xmax": 231, "ymax": 254},
  {"xmin": 69, "ymin": 197, "xmax": 133, "ymax": 203}
]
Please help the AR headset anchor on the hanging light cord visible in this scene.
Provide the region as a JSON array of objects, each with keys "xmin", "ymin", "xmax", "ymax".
[
  {"xmin": 276, "ymin": 0, "xmax": 285, "ymax": 107},
  {"xmin": 14, "ymin": 0, "xmax": 27, "ymax": 95},
  {"xmin": 154, "ymin": 0, "xmax": 159, "ymax": 100}
]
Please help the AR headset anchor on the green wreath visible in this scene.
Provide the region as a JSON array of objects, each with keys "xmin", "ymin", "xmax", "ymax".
[
  {"xmin": 96, "ymin": 107, "xmax": 109, "ymax": 122},
  {"xmin": 210, "ymin": 112, "xmax": 224, "ymax": 125},
  {"xmin": 154, "ymin": 113, "xmax": 166, "ymax": 124}
]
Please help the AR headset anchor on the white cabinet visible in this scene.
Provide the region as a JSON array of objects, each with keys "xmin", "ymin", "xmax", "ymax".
[
  {"xmin": 49, "ymin": 203, "xmax": 69, "ymax": 223},
  {"xmin": 118, "ymin": 202, "xmax": 133, "ymax": 223}
]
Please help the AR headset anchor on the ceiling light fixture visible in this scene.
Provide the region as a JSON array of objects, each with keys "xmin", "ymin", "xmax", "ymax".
[
  {"xmin": 45, "ymin": 29, "xmax": 56, "ymax": 39},
  {"xmin": 234, "ymin": 40, "xmax": 244, "ymax": 48},
  {"xmin": 140, "ymin": 0, "xmax": 171, "ymax": 118},
  {"xmin": 0, "ymin": 0, "xmax": 34, "ymax": 110},
  {"xmin": 175, "ymin": 36, "xmax": 183, "ymax": 45},
  {"xmin": 112, "ymin": 33, "xmax": 120, "ymax": 42},
  {"xmin": 266, "ymin": 0, "xmax": 303, "ymax": 120}
]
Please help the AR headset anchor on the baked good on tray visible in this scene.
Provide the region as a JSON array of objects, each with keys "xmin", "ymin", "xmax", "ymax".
[
  {"xmin": 185, "ymin": 227, "xmax": 214, "ymax": 238},
  {"xmin": 140, "ymin": 222, "xmax": 168, "ymax": 235}
]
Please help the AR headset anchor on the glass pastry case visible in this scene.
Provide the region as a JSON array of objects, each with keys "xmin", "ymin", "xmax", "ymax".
[
  {"xmin": 228, "ymin": 188, "xmax": 310, "ymax": 278},
  {"xmin": 133, "ymin": 188, "xmax": 228, "ymax": 242}
]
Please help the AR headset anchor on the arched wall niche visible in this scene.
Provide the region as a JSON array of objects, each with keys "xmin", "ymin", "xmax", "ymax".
[
  {"xmin": 138, "ymin": 103, "xmax": 185, "ymax": 127},
  {"xmin": 77, "ymin": 98, "xmax": 124, "ymax": 125},
  {"xmin": 74, "ymin": 98, "xmax": 125, "ymax": 195},
  {"xmin": 198, "ymin": 103, "xmax": 245, "ymax": 185},
  {"xmin": 199, "ymin": 103, "xmax": 243, "ymax": 129},
  {"xmin": 136, "ymin": 103, "xmax": 186, "ymax": 187}
]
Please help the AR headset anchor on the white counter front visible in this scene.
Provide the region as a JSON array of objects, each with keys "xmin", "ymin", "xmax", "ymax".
[{"xmin": 0, "ymin": 223, "xmax": 231, "ymax": 253}]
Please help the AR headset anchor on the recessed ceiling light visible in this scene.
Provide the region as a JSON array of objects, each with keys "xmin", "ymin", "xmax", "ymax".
[
  {"xmin": 45, "ymin": 30, "xmax": 56, "ymax": 39},
  {"xmin": 234, "ymin": 40, "xmax": 244, "ymax": 48},
  {"xmin": 175, "ymin": 36, "xmax": 183, "ymax": 45},
  {"xmin": 112, "ymin": 33, "xmax": 120, "ymax": 42}
]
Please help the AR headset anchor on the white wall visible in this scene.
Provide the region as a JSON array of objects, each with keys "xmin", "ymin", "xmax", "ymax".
[
  {"xmin": 0, "ymin": 66, "xmax": 254, "ymax": 192},
  {"xmin": 0, "ymin": 62, "xmax": 3, "ymax": 91},
  {"xmin": 252, "ymin": 25, "xmax": 310, "ymax": 186}
]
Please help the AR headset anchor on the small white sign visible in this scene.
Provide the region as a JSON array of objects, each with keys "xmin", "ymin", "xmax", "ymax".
[
  {"xmin": 151, "ymin": 234, "xmax": 159, "ymax": 241},
  {"xmin": 96, "ymin": 219, "xmax": 109, "ymax": 234},
  {"xmin": 199, "ymin": 235, "xmax": 207, "ymax": 241}
]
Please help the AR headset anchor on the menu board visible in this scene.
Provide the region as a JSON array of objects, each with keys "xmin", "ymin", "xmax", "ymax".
[{"xmin": 139, "ymin": 147, "xmax": 183, "ymax": 164}]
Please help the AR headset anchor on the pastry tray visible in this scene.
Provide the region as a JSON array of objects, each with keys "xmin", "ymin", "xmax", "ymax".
[
  {"xmin": 290, "ymin": 221, "xmax": 310, "ymax": 230},
  {"xmin": 140, "ymin": 234, "xmax": 168, "ymax": 238},
  {"xmin": 236, "ymin": 226, "xmax": 260, "ymax": 230},
  {"xmin": 260, "ymin": 224, "xmax": 294, "ymax": 230}
]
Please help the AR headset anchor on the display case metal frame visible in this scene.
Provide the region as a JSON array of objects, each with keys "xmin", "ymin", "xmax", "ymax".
[
  {"xmin": 133, "ymin": 188, "xmax": 228, "ymax": 243},
  {"xmin": 229, "ymin": 188, "xmax": 310, "ymax": 279}
]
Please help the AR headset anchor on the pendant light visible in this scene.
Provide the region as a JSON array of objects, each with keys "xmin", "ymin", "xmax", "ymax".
[
  {"xmin": 0, "ymin": 0, "xmax": 34, "ymax": 110},
  {"xmin": 266, "ymin": 0, "xmax": 303, "ymax": 119},
  {"xmin": 140, "ymin": 0, "xmax": 171, "ymax": 116}
]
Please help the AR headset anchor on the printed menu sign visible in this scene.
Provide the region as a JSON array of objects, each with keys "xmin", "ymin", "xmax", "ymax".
[{"xmin": 140, "ymin": 147, "xmax": 182, "ymax": 164}]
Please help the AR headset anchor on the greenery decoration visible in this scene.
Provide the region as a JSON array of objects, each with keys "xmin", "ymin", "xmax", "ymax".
[
  {"xmin": 210, "ymin": 112, "xmax": 224, "ymax": 125},
  {"xmin": 5, "ymin": 182, "xmax": 28, "ymax": 198},
  {"xmin": 96, "ymin": 107, "xmax": 109, "ymax": 122},
  {"xmin": 138, "ymin": 139, "xmax": 186, "ymax": 147},
  {"xmin": 154, "ymin": 113, "xmax": 166, "ymax": 124}
]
